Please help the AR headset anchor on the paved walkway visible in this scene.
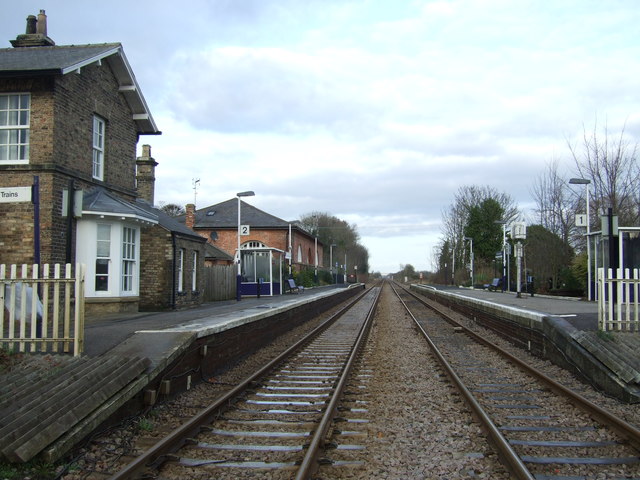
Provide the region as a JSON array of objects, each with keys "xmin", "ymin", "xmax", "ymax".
[
  {"xmin": 83, "ymin": 286, "xmax": 344, "ymax": 357},
  {"xmin": 430, "ymin": 285, "xmax": 598, "ymax": 330}
]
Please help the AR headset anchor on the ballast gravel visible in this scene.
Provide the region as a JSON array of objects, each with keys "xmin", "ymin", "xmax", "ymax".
[{"xmin": 5, "ymin": 283, "xmax": 640, "ymax": 479}]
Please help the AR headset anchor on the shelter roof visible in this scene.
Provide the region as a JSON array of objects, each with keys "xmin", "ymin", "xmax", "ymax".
[{"xmin": 82, "ymin": 187, "xmax": 157, "ymax": 225}]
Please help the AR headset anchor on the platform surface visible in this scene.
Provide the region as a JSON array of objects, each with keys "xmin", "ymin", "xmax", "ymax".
[
  {"xmin": 83, "ymin": 285, "xmax": 346, "ymax": 357},
  {"xmin": 430, "ymin": 285, "xmax": 598, "ymax": 330}
]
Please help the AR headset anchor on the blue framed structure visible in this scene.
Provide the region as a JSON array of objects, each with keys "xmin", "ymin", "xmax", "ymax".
[{"xmin": 239, "ymin": 247, "xmax": 284, "ymax": 296}]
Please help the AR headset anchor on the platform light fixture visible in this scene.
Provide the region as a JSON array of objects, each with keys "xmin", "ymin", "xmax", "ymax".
[
  {"xmin": 569, "ymin": 178, "xmax": 592, "ymax": 301},
  {"xmin": 494, "ymin": 220, "xmax": 508, "ymax": 292},
  {"xmin": 464, "ymin": 236, "xmax": 474, "ymax": 288},
  {"xmin": 329, "ymin": 243, "xmax": 337, "ymax": 284},
  {"xmin": 236, "ymin": 190, "xmax": 255, "ymax": 301}
]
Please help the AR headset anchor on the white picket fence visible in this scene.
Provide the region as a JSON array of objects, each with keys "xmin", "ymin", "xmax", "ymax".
[
  {"xmin": 597, "ymin": 267, "xmax": 640, "ymax": 332},
  {"xmin": 1, "ymin": 263, "xmax": 85, "ymax": 356}
]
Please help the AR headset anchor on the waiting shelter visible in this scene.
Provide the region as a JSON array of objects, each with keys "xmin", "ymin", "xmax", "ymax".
[{"xmin": 239, "ymin": 247, "xmax": 285, "ymax": 296}]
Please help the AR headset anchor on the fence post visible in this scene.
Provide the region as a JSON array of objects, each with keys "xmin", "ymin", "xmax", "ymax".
[{"xmin": 74, "ymin": 263, "xmax": 85, "ymax": 356}]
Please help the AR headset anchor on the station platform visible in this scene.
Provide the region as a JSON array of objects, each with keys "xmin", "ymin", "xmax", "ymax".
[
  {"xmin": 432, "ymin": 285, "xmax": 598, "ymax": 331},
  {"xmin": 3, "ymin": 285, "xmax": 363, "ymax": 464},
  {"xmin": 411, "ymin": 284, "xmax": 640, "ymax": 404},
  {"xmin": 84, "ymin": 284, "xmax": 351, "ymax": 361}
]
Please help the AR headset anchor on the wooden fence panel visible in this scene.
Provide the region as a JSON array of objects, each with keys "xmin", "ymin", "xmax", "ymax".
[
  {"xmin": 1, "ymin": 263, "xmax": 85, "ymax": 356},
  {"xmin": 598, "ymin": 267, "xmax": 640, "ymax": 332},
  {"xmin": 202, "ymin": 265, "xmax": 236, "ymax": 302}
]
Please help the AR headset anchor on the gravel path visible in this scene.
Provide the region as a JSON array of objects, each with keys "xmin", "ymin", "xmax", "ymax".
[{"xmin": 317, "ymin": 282, "xmax": 510, "ymax": 479}]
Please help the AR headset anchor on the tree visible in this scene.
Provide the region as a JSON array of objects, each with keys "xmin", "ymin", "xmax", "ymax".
[
  {"xmin": 530, "ymin": 158, "xmax": 573, "ymax": 245},
  {"xmin": 525, "ymin": 225, "xmax": 574, "ymax": 292},
  {"xmin": 463, "ymin": 198, "xmax": 504, "ymax": 262},
  {"xmin": 568, "ymin": 120, "xmax": 640, "ymax": 226},
  {"xmin": 159, "ymin": 203, "xmax": 185, "ymax": 217},
  {"xmin": 298, "ymin": 211, "xmax": 370, "ymax": 274},
  {"xmin": 440, "ymin": 185, "xmax": 519, "ymax": 283}
]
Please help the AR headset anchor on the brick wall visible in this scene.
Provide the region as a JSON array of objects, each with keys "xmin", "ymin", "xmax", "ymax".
[
  {"xmin": 193, "ymin": 227, "xmax": 323, "ymax": 269},
  {"xmin": 139, "ymin": 226, "xmax": 207, "ymax": 311},
  {"xmin": 0, "ymin": 57, "xmax": 142, "ymax": 267}
]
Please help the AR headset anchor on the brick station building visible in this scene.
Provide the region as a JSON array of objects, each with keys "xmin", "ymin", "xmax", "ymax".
[
  {"xmin": 180, "ymin": 200, "xmax": 324, "ymax": 292},
  {"xmin": 0, "ymin": 11, "xmax": 206, "ymax": 314}
]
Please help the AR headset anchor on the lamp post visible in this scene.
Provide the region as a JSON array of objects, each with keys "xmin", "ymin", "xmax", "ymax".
[
  {"xmin": 329, "ymin": 244, "xmax": 337, "ymax": 284},
  {"xmin": 494, "ymin": 220, "xmax": 507, "ymax": 292},
  {"xmin": 236, "ymin": 190, "xmax": 255, "ymax": 301},
  {"xmin": 569, "ymin": 178, "xmax": 592, "ymax": 301},
  {"xmin": 464, "ymin": 237, "xmax": 474, "ymax": 288}
]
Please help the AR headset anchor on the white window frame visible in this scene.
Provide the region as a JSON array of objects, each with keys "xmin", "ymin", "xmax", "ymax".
[
  {"xmin": 178, "ymin": 248, "xmax": 185, "ymax": 292},
  {"xmin": 192, "ymin": 251, "xmax": 198, "ymax": 291},
  {"xmin": 92, "ymin": 115, "xmax": 105, "ymax": 180},
  {"xmin": 122, "ymin": 226, "xmax": 136, "ymax": 292},
  {"xmin": 76, "ymin": 219, "xmax": 141, "ymax": 298},
  {"xmin": 0, "ymin": 93, "xmax": 30, "ymax": 164},
  {"xmin": 95, "ymin": 223, "xmax": 111, "ymax": 292}
]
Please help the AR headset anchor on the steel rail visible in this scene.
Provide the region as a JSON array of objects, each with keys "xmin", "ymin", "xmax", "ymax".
[
  {"xmin": 294, "ymin": 286, "xmax": 381, "ymax": 480},
  {"xmin": 109, "ymin": 287, "xmax": 370, "ymax": 480},
  {"xmin": 399, "ymin": 283, "xmax": 640, "ymax": 448},
  {"xmin": 389, "ymin": 282, "xmax": 535, "ymax": 480}
]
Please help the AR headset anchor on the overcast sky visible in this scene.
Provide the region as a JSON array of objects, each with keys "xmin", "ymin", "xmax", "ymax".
[{"xmin": 3, "ymin": 1, "xmax": 640, "ymax": 273}]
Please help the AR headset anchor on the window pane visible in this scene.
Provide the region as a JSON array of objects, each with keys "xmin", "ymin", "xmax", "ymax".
[
  {"xmin": 8, "ymin": 95, "xmax": 18, "ymax": 109},
  {"xmin": 95, "ymin": 259, "xmax": 109, "ymax": 291},
  {"xmin": 0, "ymin": 96, "xmax": 6, "ymax": 109},
  {"xmin": 0, "ymin": 111, "xmax": 6, "ymax": 126},
  {"xmin": 0, "ymin": 146, "xmax": 6, "ymax": 160}
]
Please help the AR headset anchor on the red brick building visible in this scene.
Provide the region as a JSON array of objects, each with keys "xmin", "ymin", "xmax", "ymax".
[{"xmin": 180, "ymin": 199, "xmax": 324, "ymax": 292}]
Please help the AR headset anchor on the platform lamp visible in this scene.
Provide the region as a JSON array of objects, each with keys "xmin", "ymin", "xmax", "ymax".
[
  {"xmin": 329, "ymin": 244, "xmax": 337, "ymax": 284},
  {"xmin": 569, "ymin": 178, "xmax": 592, "ymax": 301},
  {"xmin": 464, "ymin": 237, "xmax": 474, "ymax": 288},
  {"xmin": 494, "ymin": 220, "xmax": 507, "ymax": 292},
  {"xmin": 236, "ymin": 190, "xmax": 255, "ymax": 301}
]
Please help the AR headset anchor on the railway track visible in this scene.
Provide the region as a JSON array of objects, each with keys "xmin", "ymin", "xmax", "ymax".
[
  {"xmin": 391, "ymin": 282, "xmax": 640, "ymax": 480},
  {"xmin": 109, "ymin": 286, "xmax": 381, "ymax": 480}
]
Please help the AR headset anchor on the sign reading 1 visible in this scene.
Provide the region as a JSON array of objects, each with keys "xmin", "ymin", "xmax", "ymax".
[{"xmin": 240, "ymin": 225, "xmax": 250, "ymax": 236}]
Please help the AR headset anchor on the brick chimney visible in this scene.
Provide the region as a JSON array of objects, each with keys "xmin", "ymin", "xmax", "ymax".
[
  {"xmin": 11, "ymin": 10, "xmax": 55, "ymax": 47},
  {"xmin": 185, "ymin": 204, "xmax": 196, "ymax": 230},
  {"xmin": 135, "ymin": 144, "xmax": 158, "ymax": 204}
]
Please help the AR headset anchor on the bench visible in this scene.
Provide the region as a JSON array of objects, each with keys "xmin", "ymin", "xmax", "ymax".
[
  {"xmin": 487, "ymin": 277, "xmax": 502, "ymax": 291},
  {"xmin": 287, "ymin": 278, "xmax": 304, "ymax": 293}
]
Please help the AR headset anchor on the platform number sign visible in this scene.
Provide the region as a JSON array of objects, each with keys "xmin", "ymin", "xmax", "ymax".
[{"xmin": 240, "ymin": 225, "xmax": 250, "ymax": 236}]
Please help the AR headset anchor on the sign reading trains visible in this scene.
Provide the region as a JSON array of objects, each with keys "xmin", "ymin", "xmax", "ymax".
[{"xmin": 0, "ymin": 186, "xmax": 32, "ymax": 203}]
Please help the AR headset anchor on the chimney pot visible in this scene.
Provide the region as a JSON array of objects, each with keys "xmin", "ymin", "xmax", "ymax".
[
  {"xmin": 36, "ymin": 10, "xmax": 47, "ymax": 36},
  {"xmin": 26, "ymin": 15, "xmax": 37, "ymax": 34}
]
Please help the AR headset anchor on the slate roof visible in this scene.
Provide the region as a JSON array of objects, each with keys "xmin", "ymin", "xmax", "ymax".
[
  {"xmin": 204, "ymin": 243, "xmax": 234, "ymax": 261},
  {"xmin": 180, "ymin": 199, "xmax": 292, "ymax": 229},
  {"xmin": 135, "ymin": 200, "xmax": 206, "ymax": 242},
  {"xmin": 82, "ymin": 188, "xmax": 158, "ymax": 224},
  {"xmin": 0, "ymin": 43, "xmax": 158, "ymax": 134}
]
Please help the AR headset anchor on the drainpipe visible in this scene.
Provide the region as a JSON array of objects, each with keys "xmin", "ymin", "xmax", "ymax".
[{"xmin": 171, "ymin": 232, "xmax": 177, "ymax": 309}]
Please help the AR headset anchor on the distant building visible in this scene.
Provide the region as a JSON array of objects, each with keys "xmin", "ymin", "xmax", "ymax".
[{"xmin": 180, "ymin": 199, "xmax": 323, "ymax": 277}]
